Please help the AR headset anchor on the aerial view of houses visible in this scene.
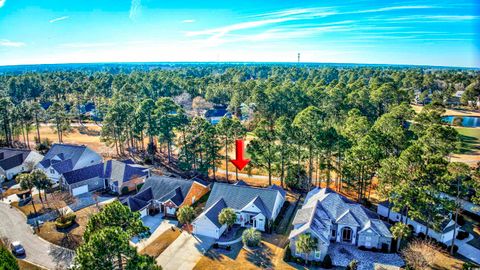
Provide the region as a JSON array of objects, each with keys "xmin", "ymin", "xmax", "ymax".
[{"xmin": 0, "ymin": 1, "xmax": 480, "ymax": 270}]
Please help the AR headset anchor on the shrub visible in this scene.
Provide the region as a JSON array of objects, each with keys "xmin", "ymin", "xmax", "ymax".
[
  {"xmin": 456, "ymin": 231, "xmax": 469, "ymax": 240},
  {"xmin": 55, "ymin": 213, "xmax": 76, "ymax": 229},
  {"xmin": 242, "ymin": 228, "xmax": 261, "ymax": 247},
  {"xmin": 463, "ymin": 262, "xmax": 477, "ymax": 270},
  {"xmin": 136, "ymin": 183, "xmax": 144, "ymax": 191},
  {"xmin": 284, "ymin": 244, "xmax": 293, "ymax": 262},
  {"xmin": 457, "ymin": 215, "xmax": 466, "ymax": 226},
  {"xmin": 417, "ymin": 232, "xmax": 426, "ymax": 239},
  {"xmin": 226, "ymin": 245, "xmax": 231, "ymax": 251},
  {"xmin": 322, "ymin": 254, "xmax": 333, "ymax": 269},
  {"xmin": 401, "ymin": 239, "xmax": 437, "ymax": 270},
  {"xmin": 35, "ymin": 138, "xmax": 52, "ymax": 154},
  {"xmin": 285, "ymin": 164, "xmax": 308, "ymax": 190},
  {"xmin": 143, "ymin": 156, "xmax": 153, "ymax": 165},
  {"xmin": 121, "ymin": 186, "xmax": 130, "ymax": 195},
  {"xmin": 0, "ymin": 245, "xmax": 19, "ymax": 270},
  {"xmin": 346, "ymin": 259, "xmax": 358, "ymax": 270}
]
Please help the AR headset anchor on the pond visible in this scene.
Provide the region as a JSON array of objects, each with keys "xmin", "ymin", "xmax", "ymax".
[{"xmin": 442, "ymin": 116, "xmax": 480, "ymax": 127}]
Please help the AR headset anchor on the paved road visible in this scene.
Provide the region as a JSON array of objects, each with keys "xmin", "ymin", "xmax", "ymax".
[
  {"xmin": 156, "ymin": 232, "xmax": 215, "ymax": 270},
  {"xmin": 216, "ymin": 168, "xmax": 281, "ymax": 186},
  {"xmin": 0, "ymin": 203, "xmax": 74, "ymax": 269}
]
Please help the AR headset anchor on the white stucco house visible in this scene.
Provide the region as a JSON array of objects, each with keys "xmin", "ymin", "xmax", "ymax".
[
  {"xmin": 0, "ymin": 148, "xmax": 43, "ymax": 182},
  {"xmin": 37, "ymin": 144, "xmax": 102, "ymax": 183},
  {"xmin": 192, "ymin": 181, "xmax": 286, "ymax": 239},
  {"xmin": 289, "ymin": 188, "xmax": 393, "ymax": 262},
  {"xmin": 377, "ymin": 201, "xmax": 460, "ymax": 244}
]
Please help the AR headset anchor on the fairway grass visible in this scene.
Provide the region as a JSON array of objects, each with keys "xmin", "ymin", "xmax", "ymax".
[{"xmin": 455, "ymin": 127, "xmax": 480, "ymax": 154}]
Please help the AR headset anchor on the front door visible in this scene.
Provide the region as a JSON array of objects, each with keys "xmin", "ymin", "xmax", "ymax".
[
  {"xmin": 365, "ymin": 236, "xmax": 372, "ymax": 248},
  {"xmin": 342, "ymin": 227, "xmax": 353, "ymax": 243}
]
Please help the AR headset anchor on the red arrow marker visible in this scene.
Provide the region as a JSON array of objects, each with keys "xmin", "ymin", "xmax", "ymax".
[{"xmin": 230, "ymin": 139, "xmax": 250, "ymax": 170}]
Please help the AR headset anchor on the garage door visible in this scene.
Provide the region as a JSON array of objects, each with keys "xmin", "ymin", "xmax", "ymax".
[
  {"xmin": 193, "ymin": 224, "xmax": 218, "ymax": 238},
  {"xmin": 72, "ymin": 185, "xmax": 89, "ymax": 196}
]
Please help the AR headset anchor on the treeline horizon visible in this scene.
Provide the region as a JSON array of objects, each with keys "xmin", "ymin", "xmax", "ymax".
[{"xmin": 0, "ymin": 65, "xmax": 479, "ymax": 237}]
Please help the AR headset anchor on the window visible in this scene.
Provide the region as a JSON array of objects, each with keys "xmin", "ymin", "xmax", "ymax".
[
  {"xmin": 314, "ymin": 250, "xmax": 321, "ymax": 259},
  {"xmin": 342, "ymin": 227, "xmax": 353, "ymax": 242},
  {"xmin": 50, "ymin": 169, "xmax": 55, "ymax": 174},
  {"xmin": 331, "ymin": 229, "xmax": 336, "ymax": 238}
]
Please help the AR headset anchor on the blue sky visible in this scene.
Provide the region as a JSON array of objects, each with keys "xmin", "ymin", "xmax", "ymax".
[{"xmin": 0, "ymin": 0, "xmax": 478, "ymax": 67}]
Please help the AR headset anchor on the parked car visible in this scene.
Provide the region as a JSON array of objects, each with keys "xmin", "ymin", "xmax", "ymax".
[{"xmin": 10, "ymin": 241, "xmax": 25, "ymax": 256}]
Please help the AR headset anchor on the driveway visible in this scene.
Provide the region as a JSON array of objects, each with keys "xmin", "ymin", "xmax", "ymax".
[
  {"xmin": 134, "ymin": 217, "xmax": 178, "ymax": 249},
  {"xmin": 457, "ymin": 234, "xmax": 480, "ymax": 264},
  {"xmin": 328, "ymin": 243, "xmax": 404, "ymax": 270},
  {"xmin": 0, "ymin": 203, "xmax": 74, "ymax": 269},
  {"xmin": 156, "ymin": 232, "xmax": 215, "ymax": 270},
  {"xmin": 68, "ymin": 192, "xmax": 116, "ymax": 212}
]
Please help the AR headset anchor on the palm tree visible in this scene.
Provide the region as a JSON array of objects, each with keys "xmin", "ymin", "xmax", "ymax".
[
  {"xmin": 391, "ymin": 222, "xmax": 411, "ymax": 252},
  {"xmin": 295, "ymin": 233, "xmax": 318, "ymax": 265},
  {"xmin": 16, "ymin": 173, "xmax": 37, "ymax": 216},
  {"xmin": 218, "ymin": 208, "xmax": 237, "ymax": 231},
  {"xmin": 31, "ymin": 170, "xmax": 50, "ymax": 208},
  {"xmin": 176, "ymin": 205, "xmax": 195, "ymax": 232}
]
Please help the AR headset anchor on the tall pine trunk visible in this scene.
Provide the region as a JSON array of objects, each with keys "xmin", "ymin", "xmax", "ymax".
[
  {"xmin": 35, "ymin": 114, "xmax": 41, "ymax": 143},
  {"xmin": 225, "ymin": 136, "xmax": 229, "ymax": 182}
]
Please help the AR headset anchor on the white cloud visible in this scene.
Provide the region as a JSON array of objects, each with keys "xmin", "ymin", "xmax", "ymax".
[
  {"xmin": 186, "ymin": 17, "xmax": 295, "ymax": 38},
  {"xmin": 59, "ymin": 42, "xmax": 115, "ymax": 48},
  {"xmin": 0, "ymin": 0, "xmax": 5, "ymax": 8},
  {"xmin": 182, "ymin": 19, "xmax": 196, "ymax": 23},
  {"xmin": 49, "ymin": 16, "xmax": 69, "ymax": 23},
  {"xmin": 0, "ymin": 39, "xmax": 25, "ymax": 47},
  {"xmin": 352, "ymin": 5, "xmax": 433, "ymax": 14},
  {"xmin": 129, "ymin": 0, "xmax": 142, "ymax": 20}
]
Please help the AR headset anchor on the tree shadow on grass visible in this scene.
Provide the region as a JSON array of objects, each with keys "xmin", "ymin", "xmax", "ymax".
[
  {"xmin": 49, "ymin": 245, "xmax": 75, "ymax": 269},
  {"xmin": 205, "ymin": 242, "xmax": 242, "ymax": 261},
  {"xmin": 244, "ymin": 243, "xmax": 274, "ymax": 269},
  {"xmin": 77, "ymin": 126, "xmax": 100, "ymax": 136},
  {"xmin": 457, "ymin": 134, "xmax": 480, "ymax": 154}
]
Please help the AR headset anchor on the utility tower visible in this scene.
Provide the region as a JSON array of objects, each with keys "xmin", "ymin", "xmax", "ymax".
[{"xmin": 297, "ymin": 53, "xmax": 300, "ymax": 63}]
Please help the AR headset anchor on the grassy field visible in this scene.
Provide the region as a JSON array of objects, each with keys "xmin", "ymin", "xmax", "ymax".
[
  {"xmin": 139, "ymin": 228, "xmax": 181, "ymax": 258},
  {"xmin": 455, "ymin": 127, "xmax": 480, "ymax": 154},
  {"xmin": 451, "ymin": 127, "xmax": 480, "ymax": 166},
  {"xmin": 194, "ymin": 241, "xmax": 298, "ymax": 270},
  {"xmin": 17, "ymin": 260, "xmax": 46, "ymax": 270}
]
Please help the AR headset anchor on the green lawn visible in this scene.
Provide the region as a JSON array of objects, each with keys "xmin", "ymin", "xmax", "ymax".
[{"xmin": 454, "ymin": 127, "xmax": 480, "ymax": 154}]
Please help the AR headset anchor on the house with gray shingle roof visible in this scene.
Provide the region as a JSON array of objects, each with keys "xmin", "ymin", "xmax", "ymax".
[
  {"xmin": 59, "ymin": 159, "xmax": 150, "ymax": 197},
  {"xmin": 37, "ymin": 144, "xmax": 102, "ymax": 183},
  {"xmin": 0, "ymin": 148, "xmax": 43, "ymax": 182},
  {"xmin": 289, "ymin": 188, "xmax": 392, "ymax": 262},
  {"xmin": 60, "ymin": 163, "xmax": 106, "ymax": 196},
  {"xmin": 192, "ymin": 182, "xmax": 286, "ymax": 239},
  {"xmin": 123, "ymin": 175, "xmax": 210, "ymax": 218},
  {"xmin": 104, "ymin": 159, "xmax": 150, "ymax": 194},
  {"xmin": 377, "ymin": 200, "xmax": 460, "ymax": 244}
]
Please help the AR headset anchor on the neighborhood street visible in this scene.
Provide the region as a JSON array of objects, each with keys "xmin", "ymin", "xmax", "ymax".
[{"xmin": 0, "ymin": 203, "xmax": 74, "ymax": 269}]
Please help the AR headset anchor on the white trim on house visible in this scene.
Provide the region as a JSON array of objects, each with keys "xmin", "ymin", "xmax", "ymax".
[{"xmin": 377, "ymin": 203, "xmax": 460, "ymax": 244}]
